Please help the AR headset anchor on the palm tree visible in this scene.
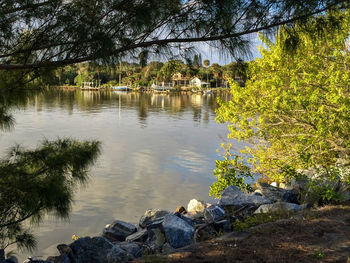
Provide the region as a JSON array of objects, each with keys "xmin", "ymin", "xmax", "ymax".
[{"xmin": 203, "ymin": 59, "xmax": 210, "ymax": 89}]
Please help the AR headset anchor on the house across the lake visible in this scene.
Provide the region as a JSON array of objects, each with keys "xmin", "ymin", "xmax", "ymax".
[
  {"xmin": 171, "ymin": 72, "xmax": 191, "ymax": 88},
  {"xmin": 190, "ymin": 77, "xmax": 209, "ymax": 89}
]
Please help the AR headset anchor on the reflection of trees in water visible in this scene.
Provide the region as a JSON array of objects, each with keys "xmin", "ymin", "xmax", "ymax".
[{"xmin": 20, "ymin": 89, "xmax": 230, "ymax": 124}]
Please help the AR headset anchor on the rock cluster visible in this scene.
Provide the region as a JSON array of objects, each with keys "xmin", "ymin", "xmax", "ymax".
[{"xmin": 20, "ymin": 182, "xmax": 305, "ymax": 263}]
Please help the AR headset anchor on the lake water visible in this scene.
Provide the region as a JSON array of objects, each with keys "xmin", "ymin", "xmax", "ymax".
[{"xmin": 0, "ymin": 89, "xmax": 235, "ymax": 259}]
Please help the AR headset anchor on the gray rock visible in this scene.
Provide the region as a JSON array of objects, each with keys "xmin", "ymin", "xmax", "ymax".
[
  {"xmin": 56, "ymin": 244, "xmax": 74, "ymax": 262},
  {"xmin": 145, "ymin": 217, "xmax": 164, "ymax": 231},
  {"xmin": 162, "ymin": 214, "xmax": 195, "ymax": 249},
  {"xmin": 106, "ymin": 245, "xmax": 128, "ymax": 263},
  {"xmin": 139, "ymin": 209, "xmax": 170, "ymax": 228},
  {"xmin": 3, "ymin": 257, "xmax": 18, "ymax": 263},
  {"xmin": 254, "ymin": 202, "xmax": 304, "ymax": 214},
  {"xmin": 213, "ymin": 219, "xmax": 231, "ymax": 233},
  {"xmin": 119, "ymin": 242, "xmax": 142, "ymax": 259},
  {"xmin": 174, "ymin": 212, "xmax": 195, "ymax": 227},
  {"xmin": 218, "ymin": 186, "xmax": 271, "ymax": 209},
  {"xmin": 23, "ymin": 259, "xmax": 53, "ymax": 263},
  {"xmin": 103, "ymin": 220, "xmax": 137, "ymax": 242},
  {"xmin": 46, "ymin": 254, "xmax": 70, "ymax": 263},
  {"xmin": 162, "ymin": 243, "xmax": 175, "ymax": 254},
  {"xmin": 187, "ymin": 199, "xmax": 207, "ymax": 216},
  {"xmin": 146, "ymin": 228, "xmax": 166, "ymax": 250},
  {"xmin": 125, "ymin": 229, "xmax": 148, "ymax": 243},
  {"xmin": 255, "ymin": 182, "xmax": 299, "ymax": 204},
  {"xmin": 69, "ymin": 236, "xmax": 114, "ymax": 263},
  {"xmin": 194, "ymin": 224, "xmax": 217, "ymax": 242},
  {"xmin": 204, "ymin": 205, "xmax": 225, "ymax": 223}
]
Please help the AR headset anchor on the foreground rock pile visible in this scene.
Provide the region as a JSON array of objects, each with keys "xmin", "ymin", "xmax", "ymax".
[{"xmin": 20, "ymin": 183, "xmax": 305, "ymax": 263}]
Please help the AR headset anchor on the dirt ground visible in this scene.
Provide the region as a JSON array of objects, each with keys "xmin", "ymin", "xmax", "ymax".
[{"xmin": 137, "ymin": 202, "xmax": 350, "ymax": 263}]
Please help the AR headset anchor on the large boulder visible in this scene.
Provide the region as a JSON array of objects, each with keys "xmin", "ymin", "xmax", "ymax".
[
  {"xmin": 162, "ymin": 214, "xmax": 195, "ymax": 249},
  {"xmin": 119, "ymin": 242, "xmax": 143, "ymax": 259},
  {"xmin": 254, "ymin": 182, "xmax": 299, "ymax": 204},
  {"xmin": 125, "ymin": 229, "xmax": 148, "ymax": 243},
  {"xmin": 106, "ymin": 245, "xmax": 128, "ymax": 263},
  {"xmin": 254, "ymin": 202, "xmax": 304, "ymax": 214},
  {"xmin": 145, "ymin": 228, "xmax": 166, "ymax": 252},
  {"xmin": 174, "ymin": 212, "xmax": 196, "ymax": 227},
  {"xmin": 218, "ymin": 186, "xmax": 271, "ymax": 211},
  {"xmin": 46, "ymin": 254, "xmax": 70, "ymax": 263},
  {"xmin": 139, "ymin": 209, "xmax": 170, "ymax": 228},
  {"xmin": 69, "ymin": 236, "xmax": 115, "ymax": 263},
  {"xmin": 103, "ymin": 220, "xmax": 137, "ymax": 242}
]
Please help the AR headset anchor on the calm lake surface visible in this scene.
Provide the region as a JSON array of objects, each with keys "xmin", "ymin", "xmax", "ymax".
[{"xmin": 0, "ymin": 89, "xmax": 236, "ymax": 259}]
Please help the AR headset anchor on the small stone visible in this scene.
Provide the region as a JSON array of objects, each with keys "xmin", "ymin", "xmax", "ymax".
[
  {"xmin": 125, "ymin": 229, "xmax": 148, "ymax": 243},
  {"xmin": 71, "ymin": 235, "xmax": 79, "ymax": 241},
  {"xmin": 57, "ymin": 244, "xmax": 74, "ymax": 262},
  {"xmin": 57, "ymin": 244, "xmax": 72, "ymax": 255},
  {"xmin": 163, "ymin": 214, "xmax": 195, "ymax": 249},
  {"xmin": 103, "ymin": 220, "xmax": 137, "ymax": 242},
  {"xmin": 139, "ymin": 209, "xmax": 170, "ymax": 228},
  {"xmin": 187, "ymin": 199, "xmax": 206, "ymax": 215},
  {"xmin": 204, "ymin": 205, "xmax": 226, "ymax": 223},
  {"xmin": 175, "ymin": 206, "xmax": 187, "ymax": 214},
  {"xmin": 213, "ymin": 219, "xmax": 231, "ymax": 233},
  {"xmin": 195, "ymin": 224, "xmax": 217, "ymax": 242}
]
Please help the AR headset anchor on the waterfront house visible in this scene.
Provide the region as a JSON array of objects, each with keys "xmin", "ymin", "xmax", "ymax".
[
  {"xmin": 171, "ymin": 72, "xmax": 191, "ymax": 87},
  {"xmin": 190, "ymin": 77, "xmax": 209, "ymax": 89}
]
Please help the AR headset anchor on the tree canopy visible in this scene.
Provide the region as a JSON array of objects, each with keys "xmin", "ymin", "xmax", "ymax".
[
  {"xmin": 0, "ymin": 0, "xmax": 347, "ymax": 71},
  {"xmin": 211, "ymin": 9, "xmax": 350, "ymax": 199},
  {"xmin": 0, "ymin": 138, "xmax": 100, "ymax": 252}
]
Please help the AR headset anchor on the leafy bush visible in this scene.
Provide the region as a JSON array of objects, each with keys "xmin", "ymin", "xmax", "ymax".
[{"xmin": 214, "ymin": 10, "xmax": 350, "ymax": 201}]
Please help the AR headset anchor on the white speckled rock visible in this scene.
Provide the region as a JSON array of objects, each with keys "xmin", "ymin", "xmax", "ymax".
[
  {"xmin": 218, "ymin": 186, "xmax": 271, "ymax": 208},
  {"xmin": 254, "ymin": 202, "xmax": 304, "ymax": 214}
]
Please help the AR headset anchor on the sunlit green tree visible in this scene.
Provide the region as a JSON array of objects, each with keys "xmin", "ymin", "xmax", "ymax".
[{"xmin": 211, "ymin": 10, "xmax": 350, "ymax": 198}]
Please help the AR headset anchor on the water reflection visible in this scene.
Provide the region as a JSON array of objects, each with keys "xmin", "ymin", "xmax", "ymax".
[
  {"xmin": 0, "ymin": 89, "xmax": 232, "ymax": 260},
  {"xmin": 25, "ymin": 90, "xmax": 230, "ymax": 127}
]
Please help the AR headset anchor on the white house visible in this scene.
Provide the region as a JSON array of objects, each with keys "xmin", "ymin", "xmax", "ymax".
[{"xmin": 190, "ymin": 77, "xmax": 208, "ymax": 88}]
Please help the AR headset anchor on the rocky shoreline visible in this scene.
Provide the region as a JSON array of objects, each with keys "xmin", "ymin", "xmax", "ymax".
[{"xmin": 3, "ymin": 182, "xmax": 310, "ymax": 263}]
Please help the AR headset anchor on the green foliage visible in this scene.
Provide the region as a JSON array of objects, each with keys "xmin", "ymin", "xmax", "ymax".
[
  {"xmin": 210, "ymin": 145, "xmax": 253, "ymax": 198},
  {"xmin": 138, "ymin": 50, "xmax": 149, "ymax": 68},
  {"xmin": 215, "ymin": 10, "xmax": 350, "ymax": 191},
  {"xmin": 157, "ymin": 60, "xmax": 185, "ymax": 81},
  {"xmin": 231, "ymin": 209, "xmax": 295, "ymax": 231},
  {"xmin": 0, "ymin": 138, "xmax": 101, "ymax": 251},
  {"xmin": 2, "ymin": 1, "xmax": 344, "ymax": 70},
  {"xmin": 313, "ymin": 251, "xmax": 325, "ymax": 259}
]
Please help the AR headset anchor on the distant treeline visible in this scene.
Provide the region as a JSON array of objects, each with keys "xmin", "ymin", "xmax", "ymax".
[{"xmin": 51, "ymin": 54, "xmax": 248, "ymax": 87}]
